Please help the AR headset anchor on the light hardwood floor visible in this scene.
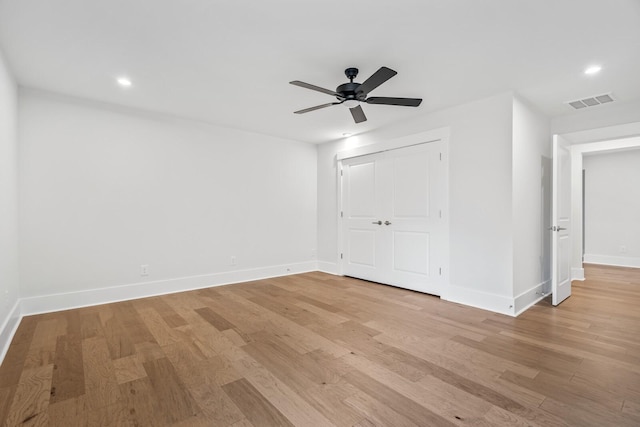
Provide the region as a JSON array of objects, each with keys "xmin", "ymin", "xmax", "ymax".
[{"xmin": 1, "ymin": 264, "xmax": 639, "ymax": 426}]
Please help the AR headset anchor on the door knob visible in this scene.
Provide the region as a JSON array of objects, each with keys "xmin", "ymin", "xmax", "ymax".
[
  {"xmin": 384, "ymin": 221, "xmax": 392, "ymax": 225},
  {"xmin": 372, "ymin": 221, "xmax": 382, "ymax": 225}
]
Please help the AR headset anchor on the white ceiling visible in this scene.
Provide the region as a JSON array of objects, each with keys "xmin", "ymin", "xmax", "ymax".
[{"xmin": 1, "ymin": 0, "xmax": 639, "ymax": 144}]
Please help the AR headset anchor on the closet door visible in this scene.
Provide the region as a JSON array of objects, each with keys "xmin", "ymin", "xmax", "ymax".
[
  {"xmin": 342, "ymin": 142, "xmax": 446, "ymax": 295},
  {"xmin": 341, "ymin": 152, "xmax": 390, "ymax": 284}
]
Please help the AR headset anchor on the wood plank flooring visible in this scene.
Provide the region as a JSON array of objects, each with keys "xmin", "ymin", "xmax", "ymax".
[{"xmin": 1, "ymin": 264, "xmax": 639, "ymax": 426}]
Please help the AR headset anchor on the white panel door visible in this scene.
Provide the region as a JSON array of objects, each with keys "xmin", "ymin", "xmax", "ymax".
[
  {"xmin": 342, "ymin": 142, "xmax": 446, "ymax": 295},
  {"xmin": 552, "ymin": 135, "xmax": 572, "ymax": 305},
  {"xmin": 342, "ymin": 157, "xmax": 388, "ymax": 282}
]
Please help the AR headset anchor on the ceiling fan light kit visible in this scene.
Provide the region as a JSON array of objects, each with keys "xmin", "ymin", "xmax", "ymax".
[
  {"xmin": 290, "ymin": 66, "xmax": 422, "ymax": 124},
  {"xmin": 342, "ymin": 99, "xmax": 360, "ymax": 108}
]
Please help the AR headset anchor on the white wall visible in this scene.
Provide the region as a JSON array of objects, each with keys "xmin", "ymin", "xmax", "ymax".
[
  {"xmin": 0, "ymin": 48, "xmax": 20, "ymax": 356},
  {"xmin": 18, "ymin": 90, "xmax": 317, "ymax": 303},
  {"xmin": 318, "ymin": 92, "xmax": 516, "ymax": 314},
  {"xmin": 583, "ymin": 149, "xmax": 640, "ymax": 268},
  {"xmin": 512, "ymin": 96, "xmax": 551, "ymax": 311}
]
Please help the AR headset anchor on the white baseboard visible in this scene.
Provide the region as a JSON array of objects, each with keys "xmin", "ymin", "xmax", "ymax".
[
  {"xmin": 513, "ymin": 280, "xmax": 551, "ymax": 316},
  {"xmin": 0, "ymin": 299, "xmax": 22, "ymax": 364},
  {"xmin": 442, "ymin": 285, "xmax": 515, "ymax": 316},
  {"xmin": 571, "ymin": 267, "xmax": 585, "ymax": 281},
  {"xmin": 20, "ymin": 261, "xmax": 318, "ymax": 316},
  {"xmin": 317, "ymin": 261, "xmax": 339, "ymax": 275},
  {"xmin": 583, "ymin": 254, "xmax": 640, "ymax": 269}
]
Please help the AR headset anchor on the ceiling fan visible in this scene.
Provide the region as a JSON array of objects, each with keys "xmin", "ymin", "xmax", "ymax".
[{"xmin": 290, "ymin": 66, "xmax": 422, "ymax": 124}]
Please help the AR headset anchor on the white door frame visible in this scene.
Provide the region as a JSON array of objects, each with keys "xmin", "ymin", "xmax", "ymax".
[{"xmin": 336, "ymin": 127, "xmax": 450, "ymax": 283}]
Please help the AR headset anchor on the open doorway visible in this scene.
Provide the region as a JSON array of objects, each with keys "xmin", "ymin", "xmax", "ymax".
[
  {"xmin": 568, "ymin": 134, "xmax": 640, "ymax": 280},
  {"xmin": 582, "ymin": 148, "xmax": 640, "ymax": 268}
]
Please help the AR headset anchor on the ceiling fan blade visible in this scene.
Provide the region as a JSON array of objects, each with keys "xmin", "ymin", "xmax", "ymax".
[
  {"xmin": 294, "ymin": 102, "xmax": 340, "ymax": 114},
  {"xmin": 350, "ymin": 105, "xmax": 367, "ymax": 123},
  {"xmin": 290, "ymin": 80, "xmax": 340, "ymax": 97},
  {"xmin": 366, "ymin": 97, "xmax": 422, "ymax": 107},
  {"xmin": 356, "ymin": 67, "xmax": 397, "ymax": 96}
]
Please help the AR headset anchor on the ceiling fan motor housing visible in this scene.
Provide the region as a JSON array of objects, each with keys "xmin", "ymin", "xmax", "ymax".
[
  {"xmin": 339, "ymin": 67, "xmax": 365, "ymax": 101},
  {"xmin": 336, "ymin": 82, "xmax": 363, "ymax": 101}
]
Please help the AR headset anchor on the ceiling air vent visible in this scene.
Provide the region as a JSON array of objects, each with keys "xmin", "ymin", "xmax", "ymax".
[{"xmin": 566, "ymin": 93, "xmax": 615, "ymax": 110}]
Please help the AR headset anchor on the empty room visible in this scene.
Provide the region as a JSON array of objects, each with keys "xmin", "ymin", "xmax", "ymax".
[{"xmin": 1, "ymin": 1, "xmax": 640, "ymax": 426}]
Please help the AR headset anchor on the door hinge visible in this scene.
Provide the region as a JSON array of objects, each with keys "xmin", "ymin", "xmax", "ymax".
[
  {"xmin": 439, "ymin": 267, "xmax": 442, "ymax": 275},
  {"xmin": 439, "ymin": 152, "xmax": 442, "ymax": 161},
  {"xmin": 439, "ymin": 209, "xmax": 442, "ymax": 219},
  {"xmin": 341, "ymin": 170, "xmax": 343, "ymax": 176},
  {"xmin": 341, "ymin": 211, "xmax": 343, "ymax": 218},
  {"xmin": 341, "ymin": 253, "xmax": 343, "ymax": 259}
]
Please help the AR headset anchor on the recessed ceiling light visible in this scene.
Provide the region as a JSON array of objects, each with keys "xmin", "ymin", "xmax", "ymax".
[
  {"xmin": 117, "ymin": 77, "xmax": 132, "ymax": 87},
  {"xmin": 584, "ymin": 65, "xmax": 602, "ymax": 75}
]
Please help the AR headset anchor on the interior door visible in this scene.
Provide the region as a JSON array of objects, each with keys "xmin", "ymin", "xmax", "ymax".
[
  {"xmin": 341, "ymin": 153, "xmax": 389, "ymax": 284},
  {"xmin": 342, "ymin": 142, "xmax": 445, "ymax": 295},
  {"xmin": 551, "ymin": 135, "xmax": 572, "ymax": 305}
]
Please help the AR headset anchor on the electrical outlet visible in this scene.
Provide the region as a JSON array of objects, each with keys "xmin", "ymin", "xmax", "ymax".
[
  {"xmin": 140, "ymin": 264, "xmax": 149, "ymax": 276},
  {"xmin": 230, "ymin": 256, "xmax": 237, "ymax": 266},
  {"xmin": 620, "ymin": 245, "xmax": 627, "ymax": 253}
]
